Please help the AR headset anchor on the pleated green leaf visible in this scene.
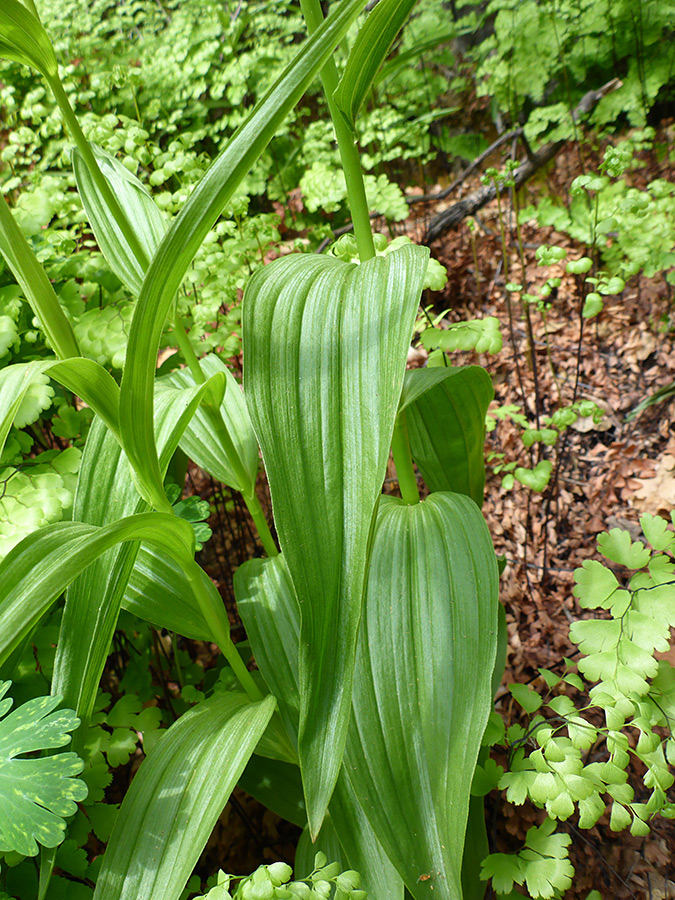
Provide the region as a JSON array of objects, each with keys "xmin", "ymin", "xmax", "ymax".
[
  {"xmin": 399, "ymin": 366, "xmax": 493, "ymax": 506},
  {"xmin": 123, "ymin": 544, "xmax": 212, "ymax": 640},
  {"xmin": 0, "ymin": 0, "xmax": 57, "ymax": 78},
  {"xmin": 165, "ymin": 354, "xmax": 259, "ymax": 496},
  {"xmin": 344, "ymin": 492, "xmax": 498, "ymax": 900},
  {"xmin": 119, "ymin": 0, "xmax": 370, "ymax": 513},
  {"xmin": 237, "ymin": 755, "xmax": 307, "ymax": 828},
  {"xmin": 52, "ymin": 377, "xmax": 227, "ymax": 733},
  {"xmin": 333, "ymin": 0, "xmax": 418, "ymax": 126},
  {"xmin": 296, "ymin": 797, "xmax": 404, "ymax": 900},
  {"xmin": 0, "ymin": 358, "xmax": 120, "ymax": 459},
  {"xmin": 0, "ymin": 193, "xmax": 80, "ymax": 359},
  {"xmin": 295, "ymin": 818, "xmax": 344, "ymax": 877},
  {"xmin": 243, "ymin": 243, "xmax": 428, "ymax": 833},
  {"xmin": 235, "ymin": 554, "xmax": 404, "ymax": 900},
  {"xmin": 235, "ymin": 556, "xmax": 301, "ymax": 743},
  {"xmin": 93, "ymin": 693, "xmax": 275, "ymax": 900},
  {"xmin": 0, "ymin": 513, "xmax": 194, "ymax": 667},
  {"xmin": 326, "ymin": 778, "xmax": 405, "ymax": 900},
  {"xmin": 73, "ymin": 143, "xmax": 166, "ymax": 296}
]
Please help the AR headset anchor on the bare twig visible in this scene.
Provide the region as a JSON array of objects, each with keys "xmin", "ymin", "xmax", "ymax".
[{"xmin": 423, "ymin": 79, "xmax": 621, "ymax": 244}]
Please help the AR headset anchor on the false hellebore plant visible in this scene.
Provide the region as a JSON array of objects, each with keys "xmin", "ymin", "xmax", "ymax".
[{"xmin": 0, "ymin": 1, "xmax": 500, "ymax": 898}]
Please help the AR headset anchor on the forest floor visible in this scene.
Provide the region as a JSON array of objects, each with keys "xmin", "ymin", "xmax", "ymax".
[
  {"xmin": 418, "ymin": 126, "xmax": 675, "ymax": 900},
  {"xmin": 175, "ymin": 125, "xmax": 675, "ymax": 897}
]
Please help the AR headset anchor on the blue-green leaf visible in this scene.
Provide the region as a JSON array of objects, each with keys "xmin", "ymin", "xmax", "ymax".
[
  {"xmin": 73, "ymin": 143, "xmax": 166, "ymax": 297},
  {"xmin": 345, "ymin": 492, "xmax": 498, "ymax": 900},
  {"xmin": 119, "ymin": 0, "xmax": 370, "ymax": 512},
  {"xmin": 398, "ymin": 366, "xmax": 493, "ymax": 505},
  {"xmin": 243, "ymin": 244, "xmax": 428, "ymax": 834},
  {"xmin": 93, "ymin": 693, "xmax": 275, "ymax": 900},
  {"xmin": 334, "ymin": 0, "xmax": 418, "ymax": 126}
]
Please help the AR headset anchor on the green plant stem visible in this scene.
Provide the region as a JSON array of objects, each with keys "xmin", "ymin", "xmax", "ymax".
[
  {"xmin": 46, "ymin": 74, "xmax": 151, "ymax": 272},
  {"xmin": 203, "ymin": 405, "xmax": 278, "ymax": 556},
  {"xmin": 391, "ymin": 413, "xmax": 420, "ymax": 505},
  {"xmin": 182, "ymin": 557, "xmax": 263, "ymax": 702},
  {"xmin": 172, "ymin": 305, "xmax": 206, "ymax": 386},
  {"xmin": 244, "ymin": 490, "xmax": 279, "ymax": 557},
  {"xmin": 0, "ymin": 194, "xmax": 80, "ymax": 360},
  {"xmin": 299, "ymin": 0, "xmax": 375, "ymax": 262},
  {"xmin": 170, "ymin": 308, "xmax": 277, "ymax": 555},
  {"xmin": 38, "ymin": 847, "xmax": 55, "ymax": 900}
]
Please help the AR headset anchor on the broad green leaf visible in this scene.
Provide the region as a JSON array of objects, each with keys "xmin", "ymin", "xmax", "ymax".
[
  {"xmin": 509, "ymin": 683, "xmax": 543, "ymax": 713},
  {"xmin": 295, "ymin": 818, "xmax": 345, "ymax": 878},
  {"xmin": 0, "ymin": 0, "xmax": 57, "ymax": 78},
  {"xmin": 243, "ymin": 244, "xmax": 428, "ymax": 833},
  {"xmin": 480, "ymin": 852, "xmax": 524, "ymax": 895},
  {"xmin": 120, "ymin": 0, "xmax": 370, "ymax": 512},
  {"xmin": 345, "ymin": 492, "xmax": 498, "ymax": 900},
  {"xmin": 123, "ymin": 545, "xmax": 213, "ymax": 641},
  {"xmin": 235, "ymin": 556, "xmax": 301, "ymax": 743},
  {"xmin": 73, "ymin": 143, "xmax": 166, "ymax": 296},
  {"xmin": 0, "ymin": 193, "xmax": 79, "ymax": 359},
  {"xmin": 52, "ymin": 377, "xmax": 227, "ymax": 735},
  {"xmin": 236, "ymin": 555, "xmax": 403, "ymax": 900},
  {"xmin": 334, "ymin": 0, "xmax": 418, "ymax": 126},
  {"xmin": 462, "ymin": 795, "xmax": 489, "ymax": 900},
  {"xmin": 0, "ymin": 682, "xmax": 87, "ymax": 857},
  {"xmin": 0, "ymin": 513, "xmax": 194, "ymax": 667},
  {"xmin": 514, "ymin": 459, "xmax": 553, "ymax": 492},
  {"xmin": 398, "ymin": 366, "xmax": 493, "ymax": 505},
  {"xmin": 93, "ymin": 693, "xmax": 275, "ymax": 900},
  {"xmin": 165, "ymin": 354, "xmax": 259, "ymax": 496},
  {"xmin": 202, "ymin": 689, "xmax": 294, "ymax": 765},
  {"xmin": 573, "ymin": 559, "xmax": 625, "ymax": 610},
  {"xmin": 237, "ymin": 756, "xmax": 307, "ymax": 828},
  {"xmin": 0, "ymin": 359, "xmax": 120, "ymax": 460},
  {"xmin": 327, "ymin": 776, "xmax": 405, "ymax": 900}
]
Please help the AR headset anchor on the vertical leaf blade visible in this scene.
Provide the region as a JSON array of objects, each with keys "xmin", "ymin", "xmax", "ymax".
[
  {"xmin": 52, "ymin": 377, "xmax": 223, "ymax": 734},
  {"xmin": 243, "ymin": 244, "xmax": 428, "ymax": 833},
  {"xmin": 235, "ymin": 554, "xmax": 403, "ymax": 900},
  {"xmin": 119, "ymin": 0, "xmax": 370, "ymax": 510},
  {"xmin": 73, "ymin": 143, "xmax": 166, "ymax": 296},
  {"xmin": 93, "ymin": 693, "xmax": 276, "ymax": 900},
  {"xmin": 344, "ymin": 492, "xmax": 498, "ymax": 900},
  {"xmin": 0, "ymin": 194, "xmax": 80, "ymax": 359},
  {"xmin": 164, "ymin": 354, "xmax": 259, "ymax": 496},
  {"xmin": 398, "ymin": 366, "xmax": 493, "ymax": 505},
  {"xmin": 334, "ymin": 0, "xmax": 418, "ymax": 126}
]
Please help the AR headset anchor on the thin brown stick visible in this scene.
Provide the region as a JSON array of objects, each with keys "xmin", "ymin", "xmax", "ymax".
[{"xmin": 423, "ymin": 79, "xmax": 621, "ymax": 244}]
